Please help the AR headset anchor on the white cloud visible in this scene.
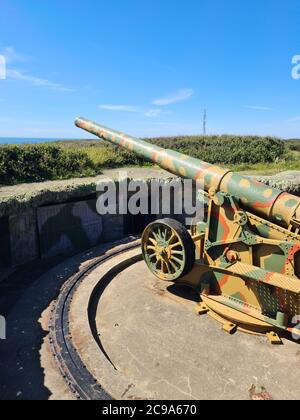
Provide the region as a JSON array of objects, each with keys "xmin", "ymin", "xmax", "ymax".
[
  {"xmin": 1, "ymin": 46, "xmax": 29, "ymax": 63},
  {"xmin": 145, "ymin": 109, "xmax": 163, "ymax": 118},
  {"xmin": 6, "ymin": 69, "xmax": 73, "ymax": 92},
  {"xmin": 99, "ymin": 105, "xmax": 138, "ymax": 112},
  {"xmin": 243, "ymin": 105, "xmax": 273, "ymax": 111},
  {"xmin": 0, "ymin": 46, "xmax": 72, "ymax": 92},
  {"xmin": 152, "ymin": 88, "xmax": 193, "ymax": 106},
  {"xmin": 145, "ymin": 109, "xmax": 161, "ymax": 117},
  {"xmin": 288, "ymin": 116, "xmax": 300, "ymax": 122}
]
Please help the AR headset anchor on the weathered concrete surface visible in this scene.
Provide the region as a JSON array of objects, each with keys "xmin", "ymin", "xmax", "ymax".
[
  {"xmin": 37, "ymin": 200, "xmax": 103, "ymax": 258},
  {"xmin": 1, "ymin": 238, "xmax": 300, "ymax": 400},
  {"xmin": 0, "ymin": 239, "xmax": 136, "ymax": 400},
  {"xmin": 69, "ymin": 246, "xmax": 148, "ymax": 400},
  {"xmin": 95, "ymin": 261, "xmax": 300, "ymax": 400},
  {"xmin": 259, "ymin": 170, "xmax": 300, "ymax": 195},
  {"xmin": 0, "ymin": 256, "xmax": 76, "ymax": 400},
  {"xmin": 0, "ymin": 173, "xmax": 193, "ymax": 268},
  {"xmin": 1, "ymin": 168, "xmax": 300, "ymax": 218},
  {"xmin": 101, "ymin": 214, "xmax": 125, "ymax": 242},
  {"xmin": 9, "ymin": 209, "xmax": 39, "ymax": 266},
  {"xmin": 0, "ymin": 168, "xmax": 173, "ymax": 217}
]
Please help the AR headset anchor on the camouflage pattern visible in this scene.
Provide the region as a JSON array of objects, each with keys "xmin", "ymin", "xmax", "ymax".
[
  {"xmin": 76, "ymin": 117, "xmax": 300, "ymax": 341},
  {"xmin": 75, "ymin": 117, "xmax": 300, "ymax": 229}
]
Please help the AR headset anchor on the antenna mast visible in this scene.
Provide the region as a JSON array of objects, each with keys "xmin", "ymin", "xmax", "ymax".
[{"xmin": 203, "ymin": 109, "xmax": 207, "ymax": 135}]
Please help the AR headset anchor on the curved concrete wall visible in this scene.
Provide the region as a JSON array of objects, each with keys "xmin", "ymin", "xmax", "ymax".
[{"xmin": 0, "ymin": 173, "xmax": 299, "ymax": 270}]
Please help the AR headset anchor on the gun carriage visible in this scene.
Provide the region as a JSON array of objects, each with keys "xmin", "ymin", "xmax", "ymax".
[{"xmin": 76, "ymin": 117, "xmax": 300, "ymax": 343}]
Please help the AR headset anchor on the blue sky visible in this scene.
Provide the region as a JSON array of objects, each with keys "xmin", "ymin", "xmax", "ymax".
[{"xmin": 0, "ymin": 0, "xmax": 299, "ymax": 139}]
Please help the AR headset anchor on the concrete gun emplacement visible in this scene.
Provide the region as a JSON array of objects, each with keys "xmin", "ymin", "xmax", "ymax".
[{"xmin": 76, "ymin": 116, "xmax": 300, "ymax": 344}]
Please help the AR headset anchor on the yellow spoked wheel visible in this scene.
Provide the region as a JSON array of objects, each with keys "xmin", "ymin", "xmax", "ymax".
[{"xmin": 142, "ymin": 218, "xmax": 195, "ymax": 281}]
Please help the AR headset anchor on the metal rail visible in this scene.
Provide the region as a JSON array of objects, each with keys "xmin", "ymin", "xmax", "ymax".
[{"xmin": 48, "ymin": 239, "xmax": 141, "ymax": 400}]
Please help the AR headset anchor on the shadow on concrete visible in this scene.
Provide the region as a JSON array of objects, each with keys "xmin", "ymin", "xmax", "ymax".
[
  {"xmin": 0, "ymin": 242, "xmax": 120, "ymax": 400},
  {"xmin": 167, "ymin": 284, "xmax": 200, "ymax": 303},
  {"xmin": 0, "ymin": 256, "xmax": 73, "ymax": 400}
]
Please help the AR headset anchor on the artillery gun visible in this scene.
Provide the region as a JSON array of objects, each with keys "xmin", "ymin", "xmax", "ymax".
[{"xmin": 76, "ymin": 117, "xmax": 300, "ymax": 344}]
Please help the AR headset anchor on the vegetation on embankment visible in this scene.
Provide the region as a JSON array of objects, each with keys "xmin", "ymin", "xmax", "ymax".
[
  {"xmin": 49, "ymin": 135, "xmax": 300, "ymax": 176},
  {"xmin": 0, "ymin": 135, "xmax": 299, "ymax": 185},
  {"xmin": 286, "ymin": 139, "xmax": 300, "ymax": 152},
  {"xmin": 0, "ymin": 144, "xmax": 97, "ymax": 184}
]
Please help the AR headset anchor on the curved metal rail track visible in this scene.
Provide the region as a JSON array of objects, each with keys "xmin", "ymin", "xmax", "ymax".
[{"xmin": 48, "ymin": 239, "xmax": 141, "ymax": 400}]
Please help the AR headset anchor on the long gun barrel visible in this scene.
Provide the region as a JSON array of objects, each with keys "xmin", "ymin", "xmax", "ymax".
[{"xmin": 75, "ymin": 117, "xmax": 300, "ymax": 229}]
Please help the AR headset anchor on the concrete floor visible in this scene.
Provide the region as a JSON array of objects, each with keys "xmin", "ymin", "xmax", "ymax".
[
  {"xmin": 1, "ymin": 242, "xmax": 300, "ymax": 400},
  {"xmin": 96, "ymin": 261, "xmax": 300, "ymax": 400},
  {"xmin": 0, "ymin": 241, "xmax": 129, "ymax": 400},
  {"xmin": 0, "ymin": 253, "xmax": 84, "ymax": 400}
]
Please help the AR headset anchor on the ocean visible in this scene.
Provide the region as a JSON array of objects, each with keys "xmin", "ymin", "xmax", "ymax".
[{"xmin": 0, "ymin": 137, "xmax": 79, "ymax": 145}]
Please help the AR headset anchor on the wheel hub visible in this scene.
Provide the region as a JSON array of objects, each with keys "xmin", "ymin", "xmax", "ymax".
[{"xmin": 141, "ymin": 218, "xmax": 195, "ymax": 281}]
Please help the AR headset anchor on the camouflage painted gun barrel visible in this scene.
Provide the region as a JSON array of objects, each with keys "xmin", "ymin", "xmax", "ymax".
[{"xmin": 76, "ymin": 117, "xmax": 300, "ymax": 344}]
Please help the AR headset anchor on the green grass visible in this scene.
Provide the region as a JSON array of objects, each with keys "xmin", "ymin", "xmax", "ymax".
[
  {"xmin": 230, "ymin": 150, "xmax": 300, "ymax": 175},
  {"xmin": 230, "ymin": 159, "xmax": 300, "ymax": 175}
]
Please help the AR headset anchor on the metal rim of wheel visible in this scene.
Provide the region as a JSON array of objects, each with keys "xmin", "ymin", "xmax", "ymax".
[{"xmin": 141, "ymin": 218, "xmax": 195, "ymax": 281}]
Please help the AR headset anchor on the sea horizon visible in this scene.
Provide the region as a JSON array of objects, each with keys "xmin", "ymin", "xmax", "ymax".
[
  {"xmin": 0, "ymin": 137, "xmax": 90, "ymax": 145},
  {"xmin": 0, "ymin": 135, "xmax": 297, "ymax": 145}
]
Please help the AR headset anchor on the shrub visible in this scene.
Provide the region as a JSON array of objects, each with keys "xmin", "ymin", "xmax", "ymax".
[
  {"xmin": 147, "ymin": 135, "xmax": 288, "ymax": 165},
  {"xmin": 54, "ymin": 135, "xmax": 290, "ymax": 167},
  {"xmin": 0, "ymin": 135, "xmax": 291, "ymax": 185},
  {"xmin": 0, "ymin": 144, "xmax": 97, "ymax": 185},
  {"xmin": 286, "ymin": 139, "xmax": 300, "ymax": 152},
  {"xmin": 78, "ymin": 144, "xmax": 145, "ymax": 168},
  {"xmin": 71, "ymin": 135, "xmax": 289, "ymax": 167}
]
